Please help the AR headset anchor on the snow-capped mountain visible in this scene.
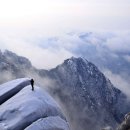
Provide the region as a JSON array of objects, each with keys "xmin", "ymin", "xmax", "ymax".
[
  {"xmin": 0, "ymin": 78, "xmax": 70, "ymax": 130},
  {"xmin": 0, "ymin": 50, "xmax": 130, "ymax": 130},
  {"xmin": 41, "ymin": 57, "xmax": 130, "ymax": 130}
]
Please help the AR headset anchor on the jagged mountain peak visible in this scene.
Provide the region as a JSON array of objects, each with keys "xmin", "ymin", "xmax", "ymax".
[
  {"xmin": 64, "ymin": 56, "xmax": 88, "ymax": 66},
  {"xmin": 0, "ymin": 50, "xmax": 32, "ymax": 72},
  {"xmin": 4, "ymin": 49, "xmax": 18, "ymax": 56},
  {"xmin": 48, "ymin": 56, "xmax": 130, "ymax": 130},
  {"xmin": 58, "ymin": 57, "xmax": 100, "ymax": 76},
  {"xmin": 55, "ymin": 57, "xmax": 103, "ymax": 83},
  {"xmin": 0, "ymin": 50, "xmax": 34, "ymax": 83},
  {"xmin": 3, "ymin": 50, "xmax": 32, "ymax": 68}
]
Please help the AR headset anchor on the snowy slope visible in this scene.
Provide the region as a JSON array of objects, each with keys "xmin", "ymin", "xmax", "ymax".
[
  {"xmin": 25, "ymin": 116, "xmax": 70, "ymax": 130},
  {"xmin": 0, "ymin": 78, "xmax": 30, "ymax": 105},
  {"xmin": 0, "ymin": 78, "xmax": 69, "ymax": 130}
]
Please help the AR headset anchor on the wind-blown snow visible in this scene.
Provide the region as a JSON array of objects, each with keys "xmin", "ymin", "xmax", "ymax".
[{"xmin": 0, "ymin": 78, "xmax": 69, "ymax": 130}]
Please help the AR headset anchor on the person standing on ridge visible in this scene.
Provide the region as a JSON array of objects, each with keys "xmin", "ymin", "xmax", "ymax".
[{"xmin": 30, "ymin": 79, "xmax": 34, "ymax": 91}]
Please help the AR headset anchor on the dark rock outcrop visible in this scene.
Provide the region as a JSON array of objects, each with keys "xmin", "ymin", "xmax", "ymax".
[{"xmin": 117, "ymin": 112, "xmax": 130, "ymax": 130}]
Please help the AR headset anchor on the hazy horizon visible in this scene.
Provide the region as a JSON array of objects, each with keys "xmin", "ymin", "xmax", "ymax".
[{"xmin": 0, "ymin": 0, "xmax": 130, "ymax": 69}]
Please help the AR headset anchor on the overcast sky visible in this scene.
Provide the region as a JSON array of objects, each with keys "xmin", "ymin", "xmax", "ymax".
[
  {"xmin": 0, "ymin": 0, "xmax": 130, "ymax": 32},
  {"xmin": 0, "ymin": 0, "xmax": 130, "ymax": 68}
]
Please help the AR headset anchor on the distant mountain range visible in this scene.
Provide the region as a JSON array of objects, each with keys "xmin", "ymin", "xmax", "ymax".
[{"xmin": 0, "ymin": 50, "xmax": 130, "ymax": 130}]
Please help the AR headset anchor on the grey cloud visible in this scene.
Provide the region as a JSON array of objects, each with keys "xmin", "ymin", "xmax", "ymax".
[
  {"xmin": 103, "ymin": 69, "xmax": 130, "ymax": 99},
  {"xmin": 0, "ymin": 34, "xmax": 74, "ymax": 69},
  {"xmin": 0, "ymin": 71, "xmax": 15, "ymax": 84},
  {"xmin": 105, "ymin": 33, "xmax": 130, "ymax": 53},
  {"xmin": 123, "ymin": 55, "xmax": 130, "ymax": 63}
]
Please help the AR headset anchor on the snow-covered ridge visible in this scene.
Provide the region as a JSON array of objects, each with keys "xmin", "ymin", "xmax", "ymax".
[
  {"xmin": 0, "ymin": 78, "xmax": 30, "ymax": 105},
  {"xmin": 0, "ymin": 78, "xmax": 70, "ymax": 130}
]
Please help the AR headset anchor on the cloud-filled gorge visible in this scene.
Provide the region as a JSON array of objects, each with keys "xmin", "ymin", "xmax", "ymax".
[{"xmin": 0, "ymin": 31, "xmax": 130, "ymax": 99}]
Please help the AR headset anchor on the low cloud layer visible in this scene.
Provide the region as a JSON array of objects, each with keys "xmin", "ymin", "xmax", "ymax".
[
  {"xmin": 0, "ymin": 33, "xmax": 73, "ymax": 69},
  {"xmin": 0, "ymin": 31, "xmax": 130, "ymax": 69},
  {"xmin": 103, "ymin": 69, "xmax": 130, "ymax": 98},
  {"xmin": 0, "ymin": 31, "xmax": 130, "ymax": 97}
]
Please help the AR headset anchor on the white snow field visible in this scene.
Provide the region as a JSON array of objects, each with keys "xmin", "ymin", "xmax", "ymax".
[{"xmin": 0, "ymin": 78, "xmax": 69, "ymax": 130}]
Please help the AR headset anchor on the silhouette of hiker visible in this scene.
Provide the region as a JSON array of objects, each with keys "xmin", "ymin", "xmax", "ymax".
[{"xmin": 30, "ymin": 79, "xmax": 34, "ymax": 91}]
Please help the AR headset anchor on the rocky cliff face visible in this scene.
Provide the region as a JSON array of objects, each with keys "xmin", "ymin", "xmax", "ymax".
[
  {"xmin": 117, "ymin": 112, "xmax": 130, "ymax": 130},
  {"xmin": 0, "ymin": 78, "xmax": 70, "ymax": 130},
  {"xmin": 41, "ymin": 57, "xmax": 130, "ymax": 130},
  {"xmin": 0, "ymin": 50, "xmax": 34, "ymax": 83},
  {"xmin": 0, "ymin": 50, "xmax": 130, "ymax": 130}
]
